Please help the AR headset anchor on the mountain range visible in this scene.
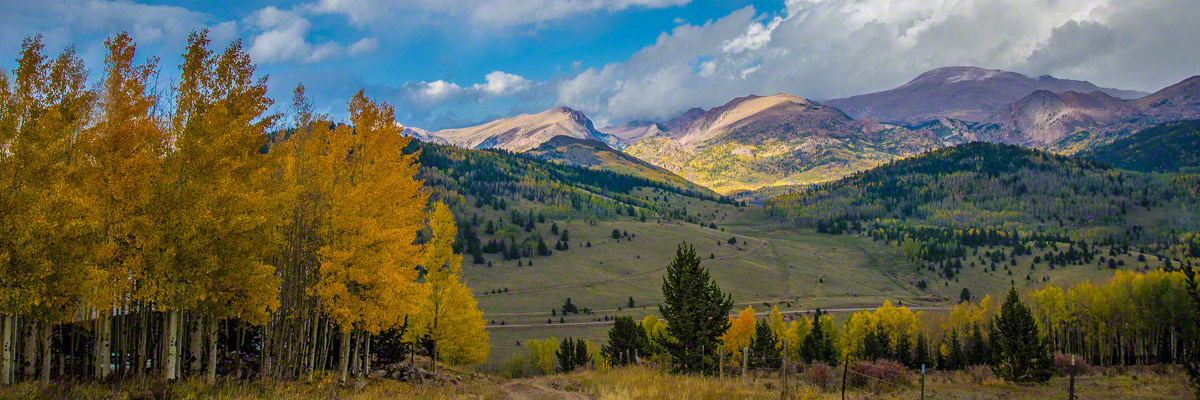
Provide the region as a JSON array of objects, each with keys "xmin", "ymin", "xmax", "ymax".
[{"xmin": 412, "ymin": 67, "xmax": 1200, "ymax": 194}]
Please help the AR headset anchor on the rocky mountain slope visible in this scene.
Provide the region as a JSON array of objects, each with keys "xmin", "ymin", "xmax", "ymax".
[
  {"xmin": 422, "ymin": 106, "xmax": 623, "ymax": 152},
  {"xmin": 622, "ymin": 94, "xmax": 943, "ymax": 193},
  {"xmin": 824, "ymin": 66, "xmax": 1147, "ymax": 124},
  {"xmin": 524, "ymin": 135, "xmax": 713, "ymax": 194}
]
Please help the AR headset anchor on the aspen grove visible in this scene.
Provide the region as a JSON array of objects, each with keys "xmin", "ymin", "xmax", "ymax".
[{"xmin": 0, "ymin": 31, "xmax": 488, "ymax": 385}]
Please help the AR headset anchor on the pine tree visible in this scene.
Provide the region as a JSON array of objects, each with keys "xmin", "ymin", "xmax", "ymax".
[
  {"xmin": 802, "ymin": 309, "xmax": 837, "ymax": 364},
  {"xmin": 913, "ymin": 332, "xmax": 931, "ymax": 369},
  {"xmin": 557, "ymin": 337, "xmax": 576, "ymax": 372},
  {"xmin": 659, "ymin": 243, "xmax": 733, "ymax": 374},
  {"xmin": 1180, "ymin": 261, "xmax": 1200, "ymax": 398},
  {"xmin": 749, "ymin": 320, "xmax": 780, "ymax": 368},
  {"xmin": 992, "ymin": 287, "xmax": 1054, "ymax": 383},
  {"xmin": 602, "ymin": 316, "xmax": 649, "ymax": 366},
  {"xmin": 575, "ymin": 339, "xmax": 590, "ymax": 368}
]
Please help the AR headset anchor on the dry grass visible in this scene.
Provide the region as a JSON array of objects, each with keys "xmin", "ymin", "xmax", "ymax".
[{"xmin": 2, "ymin": 365, "xmax": 1190, "ymax": 400}]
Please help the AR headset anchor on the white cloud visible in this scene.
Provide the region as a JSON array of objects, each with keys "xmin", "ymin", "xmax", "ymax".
[
  {"xmin": 347, "ymin": 37, "xmax": 378, "ymax": 55},
  {"xmin": 555, "ymin": 0, "xmax": 1200, "ymax": 124},
  {"xmin": 246, "ymin": 6, "xmax": 376, "ymax": 64},
  {"xmin": 472, "ymin": 71, "xmax": 532, "ymax": 97}
]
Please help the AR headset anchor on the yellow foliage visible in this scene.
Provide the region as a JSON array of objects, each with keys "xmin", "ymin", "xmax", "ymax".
[
  {"xmin": 410, "ymin": 202, "xmax": 489, "ymax": 365},
  {"xmin": 720, "ymin": 305, "xmax": 755, "ymax": 366}
]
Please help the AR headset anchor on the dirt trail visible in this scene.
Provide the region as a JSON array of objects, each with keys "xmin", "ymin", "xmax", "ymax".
[{"xmin": 501, "ymin": 381, "xmax": 592, "ymax": 400}]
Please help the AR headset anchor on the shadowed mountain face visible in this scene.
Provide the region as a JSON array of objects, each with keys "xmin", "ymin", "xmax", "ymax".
[
  {"xmin": 961, "ymin": 75, "xmax": 1200, "ymax": 153},
  {"xmin": 824, "ymin": 66, "xmax": 1148, "ymax": 125},
  {"xmin": 423, "ymin": 106, "xmax": 625, "ymax": 152},
  {"xmin": 1078, "ymin": 120, "xmax": 1200, "ymax": 173}
]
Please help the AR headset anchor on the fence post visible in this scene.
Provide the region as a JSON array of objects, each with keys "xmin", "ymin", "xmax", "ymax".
[
  {"xmin": 841, "ymin": 354, "xmax": 849, "ymax": 400},
  {"xmin": 742, "ymin": 347, "xmax": 749, "ymax": 382},
  {"xmin": 719, "ymin": 345, "xmax": 724, "ymax": 378},
  {"xmin": 780, "ymin": 339, "xmax": 788, "ymax": 400},
  {"xmin": 1069, "ymin": 355, "xmax": 1075, "ymax": 400},
  {"xmin": 920, "ymin": 364, "xmax": 925, "ymax": 400}
]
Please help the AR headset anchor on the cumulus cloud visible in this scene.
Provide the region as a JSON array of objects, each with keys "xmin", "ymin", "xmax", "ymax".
[
  {"xmin": 246, "ymin": 6, "xmax": 377, "ymax": 64},
  {"xmin": 472, "ymin": 71, "xmax": 532, "ymax": 96},
  {"xmin": 554, "ymin": 0, "xmax": 1200, "ymax": 124}
]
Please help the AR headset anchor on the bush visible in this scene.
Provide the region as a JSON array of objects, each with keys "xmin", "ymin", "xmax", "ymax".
[
  {"xmin": 848, "ymin": 360, "xmax": 910, "ymax": 393},
  {"xmin": 800, "ymin": 363, "xmax": 838, "ymax": 390},
  {"xmin": 1053, "ymin": 352, "xmax": 1092, "ymax": 376},
  {"xmin": 964, "ymin": 364, "xmax": 995, "ymax": 385}
]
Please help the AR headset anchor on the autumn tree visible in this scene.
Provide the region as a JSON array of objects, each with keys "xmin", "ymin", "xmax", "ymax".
[
  {"xmin": 410, "ymin": 203, "xmax": 489, "ymax": 366},
  {"xmin": 721, "ymin": 305, "xmax": 755, "ymax": 366}
]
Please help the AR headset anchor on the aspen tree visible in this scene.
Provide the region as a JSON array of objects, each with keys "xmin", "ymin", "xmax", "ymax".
[
  {"xmin": 410, "ymin": 203, "xmax": 489, "ymax": 365},
  {"xmin": 313, "ymin": 90, "xmax": 428, "ymax": 382}
]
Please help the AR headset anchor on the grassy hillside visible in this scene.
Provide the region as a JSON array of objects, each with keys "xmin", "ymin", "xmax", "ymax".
[
  {"xmin": 1080, "ymin": 119, "xmax": 1200, "ymax": 173},
  {"xmin": 408, "ymin": 140, "xmax": 1159, "ymax": 365}
]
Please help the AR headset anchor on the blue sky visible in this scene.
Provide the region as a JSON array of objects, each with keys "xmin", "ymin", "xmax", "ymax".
[{"xmin": 3, "ymin": 0, "xmax": 1199, "ymax": 130}]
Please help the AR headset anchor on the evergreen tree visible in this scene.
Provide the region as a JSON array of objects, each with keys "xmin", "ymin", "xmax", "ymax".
[
  {"xmin": 914, "ymin": 332, "xmax": 931, "ymax": 369},
  {"xmin": 1180, "ymin": 261, "xmax": 1200, "ymax": 398},
  {"xmin": 895, "ymin": 331, "xmax": 913, "ymax": 367},
  {"xmin": 558, "ymin": 337, "xmax": 577, "ymax": 372},
  {"xmin": 992, "ymin": 287, "xmax": 1054, "ymax": 383},
  {"xmin": 659, "ymin": 243, "xmax": 733, "ymax": 374},
  {"xmin": 602, "ymin": 316, "xmax": 649, "ymax": 366},
  {"xmin": 802, "ymin": 309, "xmax": 837, "ymax": 364},
  {"xmin": 748, "ymin": 320, "xmax": 780, "ymax": 368},
  {"xmin": 575, "ymin": 339, "xmax": 590, "ymax": 368}
]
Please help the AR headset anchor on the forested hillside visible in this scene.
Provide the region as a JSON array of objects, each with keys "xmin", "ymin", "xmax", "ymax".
[
  {"xmin": 1080, "ymin": 120, "xmax": 1200, "ymax": 173},
  {"xmin": 766, "ymin": 142, "xmax": 1200, "ymax": 277}
]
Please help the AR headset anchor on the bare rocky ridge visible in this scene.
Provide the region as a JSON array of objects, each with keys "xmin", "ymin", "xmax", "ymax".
[
  {"xmin": 824, "ymin": 66, "xmax": 1148, "ymax": 125},
  {"xmin": 423, "ymin": 106, "xmax": 623, "ymax": 152}
]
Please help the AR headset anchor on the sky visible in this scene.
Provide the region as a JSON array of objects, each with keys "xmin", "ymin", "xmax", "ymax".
[{"xmin": 2, "ymin": 0, "xmax": 1199, "ymax": 130}]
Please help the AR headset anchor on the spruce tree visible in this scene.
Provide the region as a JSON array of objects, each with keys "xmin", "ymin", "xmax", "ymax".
[
  {"xmin": 992, "ymin": 287, "xmax": 1054, "ymax": 383},
  {"xmin": 1181, "ymin": 261, "xmax": 1200, "ymax": 398},
  {"xmin": 913, "ymin": 332, "xmax": 931, "ymax": 369},
  {"xmin": 575, "ymin": 339, "xmax": 590, "ymax": 367},
  {"xmin": 659, "ymin": 243, "xmax": 733, "ymax": 374},
  {"xmin": 802, "ymin": 309, "xmax": 837, "ymax": 364},
  {"xmin": 558, "ymin": 337, "xmax": 577, "ymax": 372},
  {"xmin": 895, "ymin": 331, "xmax": 913, "ymax": 367},
  {"xmin": 602, "ymin": 316, "xmax": 649, "ymax": 366},
  {"xmin": 748, "ymin": 320, "xmax": 780, "ymax": 368}
]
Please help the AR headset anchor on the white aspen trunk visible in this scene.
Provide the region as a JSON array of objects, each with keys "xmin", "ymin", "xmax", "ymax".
[
  {"xmin": 137, "ymin": 311, "xmax": 148, "ymax": 379},
  {"xmin": 338, "ymin": 329, "xmax": 350, "ymax": 384},
  {"xmin": 206, "ymin": 318, "xmax": 218, "ymax": 383},
  {"xmin": 305, "ymin": 316, "xmax": 319, "ymax": 382},
  {"xmin": 40, "ymin": 323, "xmax": 51, "ymax": 385},
  {"xmin": 165, "ymin": 310, "xmax": 180, "ymax": 381},
  {"xmin": 2, "ymin": 315, "xmax": 13, "ymax": 385},
  {"xmin": 349, "ymin": 330, "xmax": 360, "ymax": 377}
]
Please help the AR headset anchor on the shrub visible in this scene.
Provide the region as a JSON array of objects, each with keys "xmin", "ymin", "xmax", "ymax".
[
  {"xmin": 965, "ymin": 364, "xmax": 995, "ymax": 385},
  {"xmin": 1054, "ymin": 352, "xmax": 1092, "ymax": 376},
  {"xmin": 800, "ymin": 363, "xmax": 838, "ymax": 390},
  {"xmin": 848, "ymin": 360, "xmax": 910, "ymax": 393}
]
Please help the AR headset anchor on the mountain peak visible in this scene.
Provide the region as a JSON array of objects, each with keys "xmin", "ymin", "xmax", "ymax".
[
  {"xmin": 826, "ymin": 66, "xmax": 1147, "ymax": 124},
  {"xmin": 426, "ymin": 106, "xmax": 604, "ymax": 152}
]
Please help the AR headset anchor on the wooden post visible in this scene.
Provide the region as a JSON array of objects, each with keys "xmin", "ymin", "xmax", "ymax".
[
  {"xmin": 840, "ymin": 354, "xmax": 848, "ymax": 400},
  {"xmin": 780, "ymin": 339, "xmax": 788, "ymax": 400},
  {"xmin": 1068, "ymin": 355, "xmax": 1075, "ymax": 400},
  {"xmin": 742, "ymin": 347, "xmax": 748, "ymax": 382},
  {"xmin": 921, "ymin": 364, "xmax": 925, "ymax": 400}
]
